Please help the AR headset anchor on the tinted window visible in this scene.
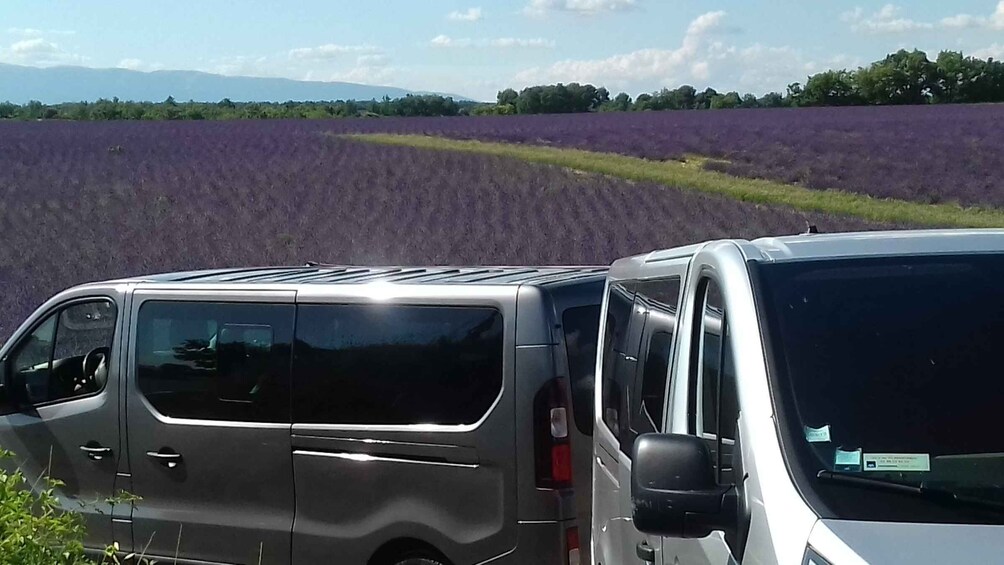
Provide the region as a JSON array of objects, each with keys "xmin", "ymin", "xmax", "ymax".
[
  {"xmin": 11, "ymin": 300, "xmax": 116, "ymax": 405},
  {"xmin": 691, "ymin": 279, "xmax": 736, "ymax": 483},
  {"xmin": 136, "ymin": 302, "xmax": 293, "ymax": 423},
  {"xmin": 633, "ymin": 277, "xmax": 681, "ymax": 439},
  {"xmin": 639, "ymin": 331, "xmax": 672, "ymax": 428},
  {"xmin": 563, "ymin": 305, "xmax": 601, "ymax": 436},
  {"xmin": 293, "ymin": 304, "xmax": 503, "ymax": 425},
  {"xmin": 600, "ymin": 282, "xmax": 646, "ymax": 452},
  {"xmin": 757, "ymin": 254, "xmax": 1004, "ymax": 523}
]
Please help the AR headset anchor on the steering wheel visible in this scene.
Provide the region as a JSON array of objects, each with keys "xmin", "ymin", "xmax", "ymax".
[{"xmin": 80, "ymin": 347, "xmax": 110, "ymax": 392}]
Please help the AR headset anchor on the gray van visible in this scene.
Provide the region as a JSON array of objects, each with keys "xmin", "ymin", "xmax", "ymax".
[
  {"xmin": 0, "ymin": 265, "xmax": 606, "ymax": 565},
  {"xmin": 593, "ymin": 230, "xmax": 1004, "ymax": 565}
]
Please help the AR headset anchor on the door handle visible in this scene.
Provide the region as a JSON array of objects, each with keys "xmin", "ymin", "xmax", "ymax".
[
  {"xmin": 79, "ymin": 444, "xmax": 113, "ymax": 461},
  {"xmin": 146, "ymin": 449, "xmax": 183, "ymax": 469},
  {"xmin": 636, "ymin": 541, "xmax": 656, "ymax": 563}
]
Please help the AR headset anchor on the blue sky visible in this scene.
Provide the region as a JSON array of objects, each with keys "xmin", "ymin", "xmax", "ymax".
[{"xmin": 2, "ymin": 0, "xmax": 1003, "ymax": 100}]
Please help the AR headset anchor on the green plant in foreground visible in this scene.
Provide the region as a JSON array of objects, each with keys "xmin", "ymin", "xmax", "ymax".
[
  {"xmin": 0, "ymin": 449, "xmax": 151, "ymax": 565},
  {"xmin": 0, "ymin": 448, "xmax": 92, "ymax": 564}
]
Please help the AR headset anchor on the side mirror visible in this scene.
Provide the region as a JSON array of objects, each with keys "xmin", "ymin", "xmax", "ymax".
[{"xmin": 631, "ymin": 433, "xmax": 737, "ymax": 538}]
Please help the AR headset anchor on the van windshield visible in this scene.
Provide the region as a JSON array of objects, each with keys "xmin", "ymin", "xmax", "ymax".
[{"xmin": 756, "ymin": 253, "xmax": 1004, "ymax": 524}]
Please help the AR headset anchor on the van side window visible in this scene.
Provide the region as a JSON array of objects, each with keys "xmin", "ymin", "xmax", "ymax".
[
  {"xmin": 9, "ymin": 300, "xmax": 116, "ymax": 405},
  {"xmin": 562, "ymin": 305, "xmax": 601, "ymax": 436},
  {"xmin": 293, "ymin": 304, "xmax": 503, "ymax": 426},
  {"xmin": 627, "ymin": 277, "xmax": 681, "ymax": 452},
  {"xmin": 135, "ymin": 301, "xmax": 294, "ymax": 423},
  {"xmin": 691, "ymin": 279, "xmax": 738, "ymax": 483},
  {"xmin": 639, "ymin": 331, "xmax": 672, "ymax": 428},
  {"xmin": 600, "ymin": 282, "xmax": 643, "ymax": 451}
]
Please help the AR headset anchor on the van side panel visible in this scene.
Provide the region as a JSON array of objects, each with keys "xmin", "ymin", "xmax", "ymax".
[
  {"xmin": 289, "ymin": 291, "xmax": 519, "ymax": 565},
  {"xmin": 290, "ymin": 429, "xmax": 512, "ymax": 564}
]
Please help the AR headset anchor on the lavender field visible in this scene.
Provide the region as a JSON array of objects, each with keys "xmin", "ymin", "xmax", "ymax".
[
  {"xmin": 0, "ymin": 119, "xmax": 894, "ymax": 340},
  {"xmin": 333, "ymin": 105, "xmax": 1004, "ymax": 209}
]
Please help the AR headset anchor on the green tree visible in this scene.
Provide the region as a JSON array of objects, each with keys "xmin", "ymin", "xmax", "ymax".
[
  {"xmin": 609, "ymin": 92, "xmax": 632, "ymax": 111},
  {"xmin": 709, "ymin": 91, "xmax": 742, "ymax": 109},
  {"xmin": 802, "ymin": 70, "xmax": 861, "ymax": 106},
  {"xmin": 497, "ymin": 88, "xmax": 518, "ymax": 106},
  {"xmin": 758, "ymin": 92, "xmax": 786, "ymax": 108},
  {"xmin": 856, "ymin": 49, "xmax": 939, "ymax": 105},
  {"xmin": 633, "ymin": 93, "xmax": 653, "ymax": 111},
  {"xmin": 693, "ymin": 87, "xmax": 719, "ymax": 109}
]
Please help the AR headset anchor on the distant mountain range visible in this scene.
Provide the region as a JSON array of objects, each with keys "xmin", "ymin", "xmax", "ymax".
[{"xmin": 0, "ymin": 63, "xmax": 470, "ymax": 104}]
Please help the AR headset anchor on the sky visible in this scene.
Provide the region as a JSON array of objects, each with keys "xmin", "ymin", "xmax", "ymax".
[{"xmin": 2, "ymin": 0, "xmax": 1003, "ymax": 101}]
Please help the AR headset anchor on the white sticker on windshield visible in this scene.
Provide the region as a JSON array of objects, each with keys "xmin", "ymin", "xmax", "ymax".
[
  {"xmin": 834, "ymin": 448, "xmax": 862, "ymax": 471},
  {"xmin": 804, "ymin": 425, "xmax": 831, "ymax": 443},
  {"xmin": 863, "ymin": 453, "xmax": 930, "ymax": 472}
]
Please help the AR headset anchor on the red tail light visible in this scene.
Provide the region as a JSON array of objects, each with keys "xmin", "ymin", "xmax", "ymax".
[
  {"xmin": 566, "ymin": 526, "xmax": 580, "ymax": 565},
  {"xmin": 551, "ymin": 443, "xmax": 572, "ymax": 484},
  {"xmin": 534, "ymin": 378, "xmax": 572, "ymax": 489}
]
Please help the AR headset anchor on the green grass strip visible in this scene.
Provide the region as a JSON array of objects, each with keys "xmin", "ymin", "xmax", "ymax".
[{"xmin": 343, "ymin": 133, "xmax": 1004, "ymax": 228}]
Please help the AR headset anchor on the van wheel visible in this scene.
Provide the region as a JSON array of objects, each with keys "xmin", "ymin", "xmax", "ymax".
[{"xmin": 394, "ymin": 560, "xmax": 444, "ymax": 565}]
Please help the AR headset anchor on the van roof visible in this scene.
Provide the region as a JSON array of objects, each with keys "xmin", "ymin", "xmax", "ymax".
[
  {"xmin": 619, "ymin": 229, "xmax": 1004, "ymax": 269},
  {"xmin": 107, "ymin": 265, "xmax": 608, "ymax": 287}
]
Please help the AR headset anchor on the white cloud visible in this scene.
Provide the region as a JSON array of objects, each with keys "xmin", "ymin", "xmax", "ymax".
[
  {"xmin": 523, "ymin": 0, "xmax": 637, "ymax": 17},
  {"xmin": 431, "ymin": 34, "xmax": 468, "ymax": 48},
  {"xmin": 1, "ymin": 37, "xmax": 84, "ymax": 65},
  {"xmin": 447, "ymin": 7, "xmax": 483, "ymax": 21},
  {"xmin": 329, "ymin": 65, "xmax": 396, "ymax": 85},
  {"xmin": 514, "ymin": 11, "xmax": 725, "ymax": 89},
  {"xmin": 117, "ymin": 58, "xmax": 143, "ymax": 70},
  {"xmin": 6, "ymin": 27, "xmax": 74, "ymax": 37},
  {"xmin": 939, "ymin": 1, "xmax": 1004, "ymax": 30},
  {"xmin": 356, "ymin": 53, "xmax": 389, "ymax": 67},
  {"xmin": 940, "ymin": 14, "xmax": 984, "ymax": 29},
  {"xmin": 288, "ymin": 44, "xmax": 381, "ymax": 60},
  {"xmin": 839, "ymin": 7, "xmax": 864, "ymax": 23},
  {"xmin": 845, "ymin": 2, "xmax": 1004, "ymax": 34},
  {"xmin": 972, "ymin": 43, "xmax": 1004, "ymax": 59},
  {"xmin": 513, "ymin": 11, "xmax": 837, "ymax": 95},
  {"xmin": 431, "ymin": 35, "xmax": 554, "ymax": 49},
  {"xmin": 490, "ymin": 37, "xmax": 556, "ymax": 48},
  {"xmin": 842, "ymin": 4, "xmax": 934, "ymax": 34}
]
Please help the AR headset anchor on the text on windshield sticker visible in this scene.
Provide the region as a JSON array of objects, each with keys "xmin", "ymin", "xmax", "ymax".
[{"xmin": 863, "ymin": 453, "xmax": 930, "ymax": 472}]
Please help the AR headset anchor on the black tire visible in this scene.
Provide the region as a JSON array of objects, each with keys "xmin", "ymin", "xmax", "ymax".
[{"xmin": 394, "ymin": 559, "xmax": 444, "ymax": 565}]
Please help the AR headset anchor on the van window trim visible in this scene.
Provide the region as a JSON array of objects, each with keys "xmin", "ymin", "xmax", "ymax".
[
  {"xmin": 7, "ymin": 295, "xmax": 119, "ymax": 409},
  {"xmin": 129, "ymin": 292, "xmax": 297, "ymax": 426},
  {"xmin": 689, "ymin": 274, "xmax": 728, "ymax": 437},
  {"xmin": 129, "ymin": 293, "xmax": 509, "ymax": 433},
  {"xmin": 290, "ymin": 301, "xmax": 508, "ymax": 432}
]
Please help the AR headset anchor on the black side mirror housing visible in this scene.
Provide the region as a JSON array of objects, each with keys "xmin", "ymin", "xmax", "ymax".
[{"xmin": 631, "ymin": 433, "xmax": 737, "ymax": 538}]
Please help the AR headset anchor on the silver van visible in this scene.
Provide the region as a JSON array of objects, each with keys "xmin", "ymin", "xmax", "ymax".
[
  {"xmin": 592, "ymin": 230, "xmax": 1004, "ymax": 565},
  {"xmin": 0, "ymin": 265, "xmax": 606, "ymax": 565}
]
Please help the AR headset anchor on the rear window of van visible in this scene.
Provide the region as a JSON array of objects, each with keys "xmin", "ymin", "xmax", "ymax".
[{"xmin": 292, "ymin": 304, "xmax": 504, "ymax": 426}]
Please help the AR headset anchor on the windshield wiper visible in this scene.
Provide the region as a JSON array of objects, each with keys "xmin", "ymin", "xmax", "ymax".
[{"xmin": 816, "ymin": 470, "xmax": 1004, "ymax": 514}]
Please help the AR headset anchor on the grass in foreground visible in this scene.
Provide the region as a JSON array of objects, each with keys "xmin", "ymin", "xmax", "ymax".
[{"xmin": 343, "ymin": 133, "xmax": 1004, "ymax": 228}]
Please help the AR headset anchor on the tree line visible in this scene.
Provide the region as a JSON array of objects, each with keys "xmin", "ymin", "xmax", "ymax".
[
  {"xmin": 2, "ymin": 49, "xmax": 1002, "ymax": 121},
  {"xmin": 0, "ymin": 94, "xmax": 476, "ymax": 121},
  {"xmin": 484, "ymin": 50, "xmax": 1004, "ymax": 113}
]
